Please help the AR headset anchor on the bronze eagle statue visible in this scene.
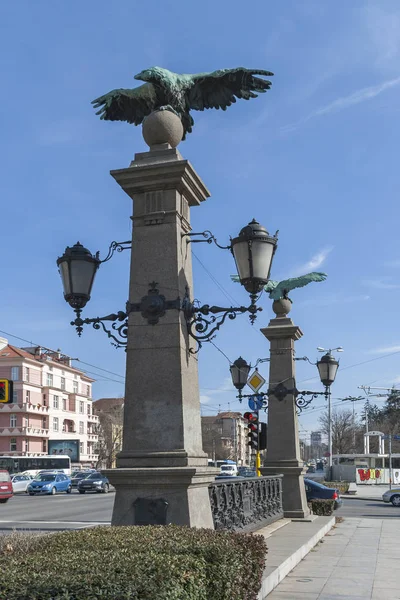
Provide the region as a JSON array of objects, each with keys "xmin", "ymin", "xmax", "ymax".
[
  {"xmin": 231, "ymin": 272, "xmax": 328, "ymax": 301},
  {"xmin": 92, "ymin": 66, "xmax": 273, "ymax": 139}
]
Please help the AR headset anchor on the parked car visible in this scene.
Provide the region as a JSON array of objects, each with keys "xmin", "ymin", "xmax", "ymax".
[
  {"xmin": 71, "ymin": 472, "xmax": 92, "ymax": 488},
  {"xmin": 11, "ymin": 474, "xmax": 32, "ymax": 493},
  {"xmin": 0, "ymin": 470, "xmax": 13, "ymax": 503},
  {"xmin": 382, "ymin": 488, "xmax": 400, "ymax": 506},
  {"xmin": 304, "ymin": 478, "xmax": 342, "ymax": 509},
  {"xmin": 27, "ymin": 473, "xmax": 72, "ymax": 496},
  {"xmin": 77, "ymin": 472, "xmax": 110, "ymax": 494}
]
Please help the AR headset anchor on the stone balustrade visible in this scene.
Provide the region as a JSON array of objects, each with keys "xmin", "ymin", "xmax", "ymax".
[{"xmin": 209, "ymin": 475, "xmax": 283, "ymax": 532}]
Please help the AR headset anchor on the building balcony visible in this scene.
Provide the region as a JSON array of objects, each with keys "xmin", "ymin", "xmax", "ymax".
[
  {"xmin": 0, "ymin": 426, "xmax": 49, "ymax": 437},
  {"xmin": 86, "ymin": 433, "xmax": 99, "ymax": 441},
  {"xmin": 87, "ymin": 414, "xmax": 99, "ymax": 423},
  {"xmin": 0, "ymin": 403, "xmax": 49, "ymax": 414}
]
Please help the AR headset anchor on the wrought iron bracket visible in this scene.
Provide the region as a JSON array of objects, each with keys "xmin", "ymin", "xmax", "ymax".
[
  {"xmin": 127, "ymin": 282, "xmax": 181, "ymax": 325},
  {"xmin": 236, "ymin": 382, "xmax": 327, "ymax": 413},
  {"xmin": 182, "ymin": 230, "xmax": 230, "ymax": 250},
  {"xmin": 184, "ymin": 293, "xmax": 262, "ymax": 353},
  {"xmin": 98, "ymin": 240, "xmax": 132, "ymax": 263},
  {"xmin": 71, "ymin": 311, "xmax": 128, "ymax": 349}
]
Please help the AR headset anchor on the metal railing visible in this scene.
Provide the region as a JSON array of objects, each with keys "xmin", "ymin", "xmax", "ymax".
[{"xmin": 209, "ymin": 475, "xmax": 283, "ymax": 532}]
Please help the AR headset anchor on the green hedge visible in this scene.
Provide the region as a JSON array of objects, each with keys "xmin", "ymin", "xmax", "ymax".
[
  {"xmin": 0, "ymin": 525, "xmax": 267, "ymax": 600},
  {"xmin": 322, "ymin": 481, "xmax": 349, "ymax": 495},
  {"xmin": 308, "ymin": 499, "xmax": 335, "ymax": 516}
]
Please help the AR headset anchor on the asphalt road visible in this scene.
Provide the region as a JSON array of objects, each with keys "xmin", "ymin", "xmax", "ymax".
[
  {"xmin": 0, "ymin": 490, "xmax": 114, "ymax": 531},
  {"xmin": 339, "ymin": 498, "xmax": 400, "ymax": 519}
]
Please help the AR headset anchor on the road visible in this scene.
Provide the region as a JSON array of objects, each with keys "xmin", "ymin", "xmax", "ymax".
[
  {"xmin": 0, "ymin": 490, "xmax": 114, "ymax": 531},
  {"xmin": 339, "ymin": 498, "xmax": 399, "ymax": 519}
]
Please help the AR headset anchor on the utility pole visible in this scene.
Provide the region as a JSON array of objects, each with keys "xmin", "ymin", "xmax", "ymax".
[{"xmin": 389, "ymin": 434, "xmax": 392, "ymax": 491}]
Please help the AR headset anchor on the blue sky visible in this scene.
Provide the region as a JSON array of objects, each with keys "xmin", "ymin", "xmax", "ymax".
[{"xmin": 1, "ymin": 1, "xmax": 400, "ymax": 444}]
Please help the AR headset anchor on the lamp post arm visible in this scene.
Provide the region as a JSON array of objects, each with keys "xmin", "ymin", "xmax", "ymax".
[
  {"xmin": 181, "ymin": 231, "xmax": 231, "ymax": 250},
  {"xmin": 99, "ymin": 240, "xmax": 132, "ymax": 263}
]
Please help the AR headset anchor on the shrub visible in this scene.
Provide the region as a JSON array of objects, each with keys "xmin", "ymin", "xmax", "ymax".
[
  {"xmin": 308, "ymin": 499, "xmax": 335, "ymax": 516},
  {"xmin": 0, "ymin": 525, "xmax": 267, "ymax": 600},
  {"xmin": 322, "ymin": 481, "xmax": 349, "ymax": 495}
]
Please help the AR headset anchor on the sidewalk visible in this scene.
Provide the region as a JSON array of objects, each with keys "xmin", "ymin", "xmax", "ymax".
[
  {"xmin": 267, "ymin": 517, "xmax": 400, "ymax": 599},
  {"xmin": 342, "ymin": 484, "xmax": 388, "ymax": 501}
]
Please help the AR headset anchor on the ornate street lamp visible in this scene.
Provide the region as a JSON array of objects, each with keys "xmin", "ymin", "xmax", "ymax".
[
  {"xmin": 316, "ymin": 352, "xmax": 339, "ymax": 387},
  {"xmin": 58, "ymin": 220, "xmax": 279, "ymax": 351},
  {"xmin": 231, "ymin": 219, "xmax": 277, "ymax": 301},
  {"xmin": 57, "ymin": 242, "xmax": 101, "ymax": 317},
  {"xmin": 230, "ymin": 357, "xmax": 251, "ymax": 392}
]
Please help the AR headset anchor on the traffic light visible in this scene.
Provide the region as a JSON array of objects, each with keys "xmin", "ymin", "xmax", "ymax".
[
  {"xmin": 0, "ymin": 380, "xmax": 13, "ymax": 404},
  {"xmin": 259, "ymin": 422, "xmax": 267, "ymax": 451},
  {"xmin": 244, "ymin": 411, "xmax": 258, "ymax": 450}
]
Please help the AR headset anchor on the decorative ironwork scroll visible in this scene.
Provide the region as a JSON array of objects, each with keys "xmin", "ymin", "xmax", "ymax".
[{"xmin": 209, "ymin": 475, "xmax": 283, "ymax": 533}]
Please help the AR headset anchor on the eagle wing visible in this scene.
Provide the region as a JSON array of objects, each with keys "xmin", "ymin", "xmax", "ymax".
[
  {"xmin": 187, "ymin": 68, "xmax": 273, "ymax": 111},
  {"xmin": 91, "ymin": 83, "xmax": 158, "ymax": 125},
  {"xmin": 270, "ymin": 272, "xmax": 327, "ymax": 300}
]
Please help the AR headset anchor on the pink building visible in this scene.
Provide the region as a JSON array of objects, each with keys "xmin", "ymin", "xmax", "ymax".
[{"xmin": 0, "ymin": 338, "xmax": 99, "ymax": 467}]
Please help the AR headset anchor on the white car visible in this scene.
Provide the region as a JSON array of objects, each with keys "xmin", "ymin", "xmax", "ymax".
[{"xmin": 11, "ymin": 474, "xmax": 32, "ymax": 493}]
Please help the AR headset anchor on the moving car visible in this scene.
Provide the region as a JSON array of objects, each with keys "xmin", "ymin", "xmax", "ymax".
[
  {"xmin": 11, "ymin": 474, "xmax": 32, "ymax": 493},
  {"xmin": 27, "ymin": 473, "xmax": 72, "ymax": 495},
  {"xmin": 0, "ymin": 470, "xmax": 13, "ymax": 503},
  {"xmin": 219, "ymin": 464, "xmax": 238, "ymax": 477},
  {"xmin": 382, "ymin": 488, "xmax": 400, "ymax": 506},
  {"xmin": 304, "ymin": 478, "xmax": 342, "ymax": 509},
  {"xmin": 238, "ymin": 468, "xmax": 257, "ymax": 478},
  {"xmin": 77, "ymin": 472, "xmax": 110, "ymax": 494}
]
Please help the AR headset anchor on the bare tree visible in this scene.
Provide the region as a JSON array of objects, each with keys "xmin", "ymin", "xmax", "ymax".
[
  {"xmin": 319, "ymin": 408, "xmax": 356, "ymax": 455},
  {"xmin": 95, "ymin": 405, "xmax": 124, "ymax": 469}
]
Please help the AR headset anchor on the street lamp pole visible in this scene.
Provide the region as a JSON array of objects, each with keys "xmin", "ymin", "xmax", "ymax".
[{"xmin": 316, "ymin": 347, "xmax": 341, "ymax": 477}]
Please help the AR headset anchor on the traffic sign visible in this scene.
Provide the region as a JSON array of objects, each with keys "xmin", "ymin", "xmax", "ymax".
[
  {"xmin": 248, "ymin": 395, "xmax": 264, "ymax": 411},
  {"xmin": 247, "ymin": 370, "xmax": 266, "ymax": 393}
]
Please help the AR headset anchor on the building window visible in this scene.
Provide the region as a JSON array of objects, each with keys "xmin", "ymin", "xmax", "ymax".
[
  {"xmin": 53, "ymin": 395, "xmax": 59, "ymax": 409},
  {"xmin": 46, "ymin": 373, "xmax": 53, "ymax": 387},
  {"xmin": 24, "ymin": 439, "xmax": 29, "ymax": 452},
  {"xmin": 62, "ymin": 398, "xmax": 67, "ymax": 411},
  {"xmin": 25, "ymin": 390, "xmax": 30, "ymax": 403},
  {"xmin": 24, "ymin": 367, "xmax": 30, "ymax": 382},
  {"xmin": 43, "ymin": 394, "xmax": 47, "ymax": 406},
  {"xmin": 49, "ymin": 365, "xmax": 53, "ymax": 371},
  {"xmin": 42, "ymin": 416, "xmax": 47, "ymax": 429},
  {"xmin": 42, "ymin": 439, "xmax": 47, "ymax": 453},
  {"xmin": 10, "ymin": 438, "xmax": 17, "ymax": 452},
  {"xmin": 61, "ymin": 377, "xmax": 65, "ymax": 390},
  {"xmin": 10, "ymin": 414, "xmax": 17, "ymax": 428},
  {"xmin": 87, "ymin": 404, "xmax": 91, "ymax": 416},
  {"xmin": 53, "ymin": 417, "xmax": 59, "ymax": 432},
  {"xmin": 24, "ymin": 417, "xmax": 29, "ymax": 427},
  {"xmin": 73, "ymin": 381, "xmax": 78, "ymax": 394},
  {"xmin": 12, "ymin": 390, "xmax": 18, "ymax": 403},
  {"xmin": 86, "ymin": 385, "xmax": 90, "ymax": 396},
  {"xmin": 79, "ymin": 401, "xmax": 84, "ymax": 414},
  {"xmin": 11, "ymin": 367, "xmax": 19, "ymax": 381},
  {"xmin": 79, "ymin": 421, "xmax": 84, "ymax": 434},
  {"xmin": 79, "ymin": 442, "xmax": 84, "ymax": 454}
]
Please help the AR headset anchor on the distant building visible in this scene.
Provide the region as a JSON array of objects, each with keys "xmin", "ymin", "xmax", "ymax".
[
  {"xmin": 201, "ymin": 412, "xmax": 251, "ymax": 466},
  {"xmin": 311, "ymin": 432, "xmax": 322, "ymax": 446},
  {"xmin": 0, "ymin": 337, "xmax": 99, "ymax": 467},
  {"xmin": 93, "ymin": 397, "xmax": 124, "ymax": 468}
]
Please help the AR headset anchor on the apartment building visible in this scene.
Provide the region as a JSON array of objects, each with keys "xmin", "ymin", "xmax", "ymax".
[
  {"xmin": 201, "ymin": 411, "xmax": 251, "ymax": 466},
  {"xmin": 0, "ymin": 337, "xmax": 99, "ymax": 467}
]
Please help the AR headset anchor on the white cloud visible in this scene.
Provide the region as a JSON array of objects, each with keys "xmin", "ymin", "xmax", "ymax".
[
  {"xmin": 368, "ymin": 345, "xmax": 400, "ymax": 354},
  {"xmin": 365, "ymin": 4, "xmax": 400, "ymax": 65},
  {"xmin": 291, "ymin": 246, "xmax": 333, "ymax": 276},
  {"xmin": 282, "ymin": 76, "xmax": 400, "ymax": 133},
  {"xmin": 363, "ymin": 277, "xmax": 400, "ymax": 290},
  {"xmin": 200, "ymin": 394, "xmax": 211, "ymax": 404}
]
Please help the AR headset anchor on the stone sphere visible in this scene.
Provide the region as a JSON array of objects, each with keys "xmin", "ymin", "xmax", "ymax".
[
  {"xmin": 142, "ymin": 110, "xmax": 184, "ymax": 148},
  {"xmin": 272, "ymin": 298, "xmax": 292, "ymax": 318}
]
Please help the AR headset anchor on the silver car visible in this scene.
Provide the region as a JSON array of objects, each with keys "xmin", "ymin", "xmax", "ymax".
[
  {"xmin": 11, "ymin": 474, "xmax": 32, "ymax": 493},
  {"xmin": 382, "ymin": 488, "xmax": 400, "ymax": 506}
]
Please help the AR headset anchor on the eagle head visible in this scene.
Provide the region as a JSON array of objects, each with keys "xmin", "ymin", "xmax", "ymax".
[{"xmin": 134, "ymin": 66, "xmax": 165, "ymax": 83}]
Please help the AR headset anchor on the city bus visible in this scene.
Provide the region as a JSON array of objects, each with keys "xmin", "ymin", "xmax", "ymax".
[{"xmin": 0, "ymin": 455, "xmax": 72, "ymax": 476}]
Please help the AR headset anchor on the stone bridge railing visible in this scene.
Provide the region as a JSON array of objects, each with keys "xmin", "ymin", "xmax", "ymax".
[{"xmin": 209, "ymin": 475, "xmax": 283, "ymax": 533}]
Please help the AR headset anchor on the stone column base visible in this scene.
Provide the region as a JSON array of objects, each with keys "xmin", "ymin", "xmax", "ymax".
[
  {"xmin": 102, "ymin": 467, "xmax": 218, "ymax": 528},
  {"xmin": 260, "ymin": 464, "xmax": 310, "ymax": 519}
]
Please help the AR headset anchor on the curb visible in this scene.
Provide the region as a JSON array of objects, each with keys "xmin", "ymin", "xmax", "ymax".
[{"xmin": 342, "ymin": 495, "xmax": 383, "ymax": 502}]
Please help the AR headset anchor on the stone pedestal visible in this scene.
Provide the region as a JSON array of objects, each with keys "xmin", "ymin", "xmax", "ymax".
[
  {"xmin": 105, "ymin": 116, "xmax": 217, "ymax": 528},
  {"xmin": 259, "ymin": 311, "xmax": 310, "ymax": 519}
]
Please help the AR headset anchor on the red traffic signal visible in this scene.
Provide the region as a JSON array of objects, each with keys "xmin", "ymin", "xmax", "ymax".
[
  {"xmin": 0, "ymin": 380, "xmax": 13, "ymax": 404},
  {"xmin": 244, "ymin": 412, "xmax": 258, "ymax": 449}
]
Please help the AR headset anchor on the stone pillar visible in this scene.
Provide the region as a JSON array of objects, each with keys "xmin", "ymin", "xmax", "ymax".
[
  {"xmin": 260, "ymin": 299, "xmax": 310, "ymax": 519},
  {"xmin": 103, "ymin": 111, "xmax": 217, "ymax": 528}
]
